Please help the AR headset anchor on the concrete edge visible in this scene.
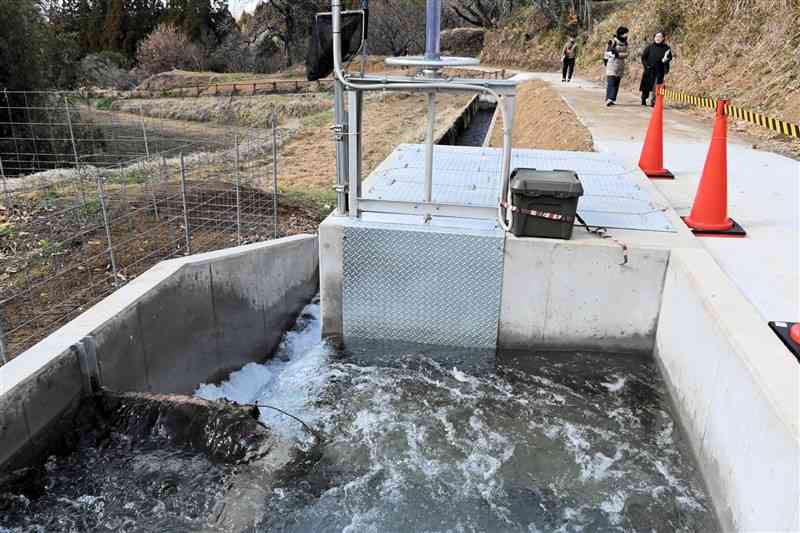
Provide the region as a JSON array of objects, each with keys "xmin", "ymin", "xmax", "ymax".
[
  {"xmin": 0, "ymin": 235, "xmax": 317, "ymax": 397},
  {"xmin": 669, "ymin": 248, "xmax": 799, "ymax": 436},
  {"xmin": 655, "ymin": 246, "xmax": 800, "ymax": 532}
]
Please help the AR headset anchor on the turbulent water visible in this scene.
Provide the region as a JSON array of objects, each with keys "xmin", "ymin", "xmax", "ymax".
[{"xmin": 0, "ymin": 300, "xmax": 717, "ymax": 532}]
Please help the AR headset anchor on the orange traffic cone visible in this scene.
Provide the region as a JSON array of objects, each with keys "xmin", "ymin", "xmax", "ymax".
[
  {"xmin": 638, "ymin": 84, "xmax": 674, "ymax": 179},
  {"xmin": 768, "ymin": 321, "xmax": 800, "ymax": 360},
  {"xmin": 683, "ymin": 99, "xmax": 746, "ymax": 237}
]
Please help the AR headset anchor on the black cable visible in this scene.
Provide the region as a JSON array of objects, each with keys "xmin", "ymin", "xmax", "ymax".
[{"xmin": 239, "ymin": 402, "xmax": 324, "ymax": 442}]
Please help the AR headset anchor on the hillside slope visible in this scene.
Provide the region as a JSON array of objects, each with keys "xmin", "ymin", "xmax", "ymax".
[{"xmin": 482, "ymin": 1, "xmax": 799, "ymax": 126}]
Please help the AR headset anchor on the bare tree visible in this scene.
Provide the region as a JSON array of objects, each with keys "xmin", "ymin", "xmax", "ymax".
[
  {"xmin": 369, "ymin": 0, "xmax": 428, "ymax": 55},
  {"xmin": 446, "ymin": 0, "xmax": 520, "ymax": 28},
  {"xmin": 446, "ymin": 0, "xmax": 593, "ymax": 31}
]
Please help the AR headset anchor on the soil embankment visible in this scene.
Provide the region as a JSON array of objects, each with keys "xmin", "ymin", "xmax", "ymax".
[{"xmin": 489, "ymin": 79, "xmax": 594, "ymax": 151}]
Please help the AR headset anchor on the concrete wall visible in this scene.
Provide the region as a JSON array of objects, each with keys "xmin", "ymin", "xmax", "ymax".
[
  {"xmin": 499, "ymin": 234, "xmax": 670, "ymax": 353},
  {"xmin": 656, "ymin": 248, "xmax": 799, "ymax": 532},
  {"xmin": 0, "ymin": 235, "xmax": 319, "ymax": 473}
]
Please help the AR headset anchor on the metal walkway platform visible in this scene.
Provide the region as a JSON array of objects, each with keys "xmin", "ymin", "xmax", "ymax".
[{"xmin": 363, "ymin": 144, "xmax": 675, "ymax": 232}]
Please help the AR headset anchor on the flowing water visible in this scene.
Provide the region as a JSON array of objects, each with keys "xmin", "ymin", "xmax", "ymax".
[
  {"xmin": 0, "ymin": 300, "xmax": 717, "ymax": 532},
  {"xmin": 454, "ymin": 104, "xmax": 497, "ymax": 147}
]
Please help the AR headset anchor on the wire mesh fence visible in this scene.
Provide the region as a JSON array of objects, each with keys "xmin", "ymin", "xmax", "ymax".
[{"xmin": 0, "ymin": 91, "xmax": 283, "ymax": 365}]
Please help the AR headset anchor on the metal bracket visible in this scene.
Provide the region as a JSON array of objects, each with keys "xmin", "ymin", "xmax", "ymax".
[{"xmin": 330, "ymin": 123, "xmax": 346, "ymax": 141}]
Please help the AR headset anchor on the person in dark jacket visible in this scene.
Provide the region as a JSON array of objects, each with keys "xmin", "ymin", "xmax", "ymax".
[
  {"xmin": 562, "ymin": 36, "xmax": 577, "ymax": 82},
  {"xmin": 604, "ymin": 26, "xmax": 629, "ymax": 106},
  {"xmin": 639, "ymin": 32, "xmax": 673, "ymax": 106}
]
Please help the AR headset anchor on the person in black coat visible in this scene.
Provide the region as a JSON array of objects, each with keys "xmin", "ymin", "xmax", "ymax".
[{"xmin": 639, "ymin": 32, "xmax": 673, "ymax": 106}]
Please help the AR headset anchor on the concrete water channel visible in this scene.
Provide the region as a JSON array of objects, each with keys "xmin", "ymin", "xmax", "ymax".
[
  {"xmin": 1, "ymin": 3, "xmax": 798, "ymax": 531},
  {"xmin": 1, "ymin": 145, "xmax": 796, "ymax": 531}
]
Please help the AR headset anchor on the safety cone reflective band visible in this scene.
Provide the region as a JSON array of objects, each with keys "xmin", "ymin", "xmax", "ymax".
[
  {"xmin": 638, "ymin": 84, "xmax": 674, "ymax": 179},
  {"xmin": 682, "ymin": 99, "xmax": 746, "ymax": 237}
]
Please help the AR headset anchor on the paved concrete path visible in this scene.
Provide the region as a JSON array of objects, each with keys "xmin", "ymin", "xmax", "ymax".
[{"xmin": 515, "ymin": 71, "xmax": 799, "ymax": 322}]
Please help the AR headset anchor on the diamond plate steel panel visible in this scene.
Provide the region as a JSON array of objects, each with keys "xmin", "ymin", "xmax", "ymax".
[
  {"xmin": 342, "ymin": 223, "xmax": 504, "ymax": 348},
  {"xmin": 362, "ymin": 144, "xmax": 675, "ymax": 232}
]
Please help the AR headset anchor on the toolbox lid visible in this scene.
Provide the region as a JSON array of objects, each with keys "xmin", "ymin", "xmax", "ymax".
[{"xmin": 510, "ymin": 168, "xmax": 584, "ymax": 198}]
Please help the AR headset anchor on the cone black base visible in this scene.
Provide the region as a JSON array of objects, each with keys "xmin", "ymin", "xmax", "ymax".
[
  {"xmin": 682, "ymin": 217, "xmax": 746, "ymax": 237},
  {"xmin": 768, "ymin": 321, "xmax": 800, "ymax": 362},
  {"xmin": 643, "ymin": 168, "xmax": 675, "ymax": 179}
]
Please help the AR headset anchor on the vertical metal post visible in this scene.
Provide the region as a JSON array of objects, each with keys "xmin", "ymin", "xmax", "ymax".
[
  {"xmin": 234, "ymin": 134, "xmax": 242, "ymax": 244},
  {"xmin": 424, "ymin": 91, "xmax": 437, "ymax": 203},
  {"xmin": 3, "ymin": 90, "xmax": 20, "ymax": 174},
  {"xmin": 360, "ymin": 1, "xmax": 369, "ymax": 76},
  {"xmin": 64, "ymin": 95, "xmax": 81, "ymax": 169},
  {"xmin": 0, "ymin": 320, "xmax": 7, "ymax": 365},
  {"xmin": 271, "ymin": 108, "xmax": 279, "ymax": 239},
  {"xmin": 22, "ymin": 93, "xmax": 39, "ymax": 172},
  {"xmin": 179, "ymin": 152, "xmax": 191, "ymax": 254},
  {"xmin": 64, "ymin": 95, "xmax": 87, "ymax": 206},
  {"xmin": 95, "ymin": 174, "xmax": 119, "ymax": 285},
  {"xmin": 424, "ymin": 0, "xmax": 443, "ymax": 60},
  {"xmin": 0, "ymin": 156, "xmax": 10, "ymax": 210},
  {"xmin": 139, "ymin": 105, "xmax": 150, "ymax": 158},
  {"xmin": 333, "ymin": 80, "xmax": 348, "ymax": 215},
  {"xmin": 347, "ymin": 90, "xmax": 362, "ymax": 218},
  {"xmin": 160, "ymin": 155, "xmax": 167, "ymax": 184},
  {"xmin": 499, "ymin": 94, "xmax": 516, "ymax": 225},
  {"xmin": 147, "ymin": 160, "xmax": 160, "ymax": 221}
]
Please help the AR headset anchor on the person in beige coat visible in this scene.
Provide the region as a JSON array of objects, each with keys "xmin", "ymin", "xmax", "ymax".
[{"xmin": 604, "ymin": 26, "xmax": 629, "ymax": 106}]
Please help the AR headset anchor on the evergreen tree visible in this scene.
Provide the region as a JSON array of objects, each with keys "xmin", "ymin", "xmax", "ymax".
[{"xmin": 103, "ymin": 0, "xmax": 128, "ymax": 52}]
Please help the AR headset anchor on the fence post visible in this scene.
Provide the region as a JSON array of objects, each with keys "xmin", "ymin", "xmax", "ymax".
[
  {"xmin": 139, "ymin": 105, "xmax": 150, "ymax": 158},
  {"xmin": 272, "ymin": 107, "xmax": 279, "ymax": 239},
  {"xmin": 64, "ymin": 95, "xmax": 87, "ymax": 206},
  {"xmin": 234, "ymin": 134, "xmax": 242, "ymax": 244},
  {"xmin": 3, "ymin": 89, "xmax": 21, "ymax": 174},
  {"xmin": 22, "ymin": 92, "xmax": 40, "ymax": 172},
  {"xmin": 0, "ymin": 156, "xmax": 10, "ymax": 210},
  {"xmin": 0, "ymin": 321, "xmax": 8, "ymax": 365},
  {"xmin": 160, "ymin": 155, "xmax": 167, "ymax": 184},
  {"xmin": 95, "ymin": 174, "xmax": 119, "ymax": 286},
  {"xmin": 146, "ymin": 160, "xmax": 160, "ymax": 221},
  {"xmin": 179, "ymin": 152, "xmax": 192, "ymax": 254}
]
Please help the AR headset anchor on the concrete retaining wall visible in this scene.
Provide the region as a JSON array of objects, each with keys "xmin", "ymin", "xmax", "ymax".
[
  {"xmin": 656, "ymin": 248, "xmax": 799, "ymax": 532},
  {"xmin": 0, "ymin": 235, "xmax": 319, "ymax": 473},
  {"xmin": 498, "ymin": 234, "xmax": 670, "ymax": 353}
]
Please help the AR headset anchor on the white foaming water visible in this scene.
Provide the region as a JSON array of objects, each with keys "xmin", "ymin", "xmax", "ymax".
[
  {"xmin": 195, "ymin": 301, "xmax": 331, "ymax": 445},
  {"xmin": 189, "ymin": 303, "xmax": 715, "ymax": 532}
]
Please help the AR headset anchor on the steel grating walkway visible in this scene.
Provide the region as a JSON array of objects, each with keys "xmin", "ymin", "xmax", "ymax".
[{"xmin": 363, "ymin": 144, "xmax": 675, "ymax": 232}]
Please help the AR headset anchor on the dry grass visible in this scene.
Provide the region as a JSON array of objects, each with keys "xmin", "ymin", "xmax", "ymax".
[
  {"xmin": 112, "ymin": 94, "xmax": 333, "ymax": 129},
  {"xmin": 480, "ymin": 7, "xmax": 565, "ymax": 71},
  {"xmin": 576, "ymin": 0, "xmax": 800, "ymax": 157},
  {"xmin": 481, "ymin": 1, "xmax": 799, "ymax": 157},
  {"xmin": 489, "ymin": 80, "xmax": 594, "ymax": 151},
  {"xmin": 264, "ymin": 93, "xmax": 471, "ymax": 197}
]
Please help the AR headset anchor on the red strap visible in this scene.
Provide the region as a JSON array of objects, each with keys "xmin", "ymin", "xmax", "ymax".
[{"xmin": 500, "ymin": 202, "xmax": 575, "ymax": 224}]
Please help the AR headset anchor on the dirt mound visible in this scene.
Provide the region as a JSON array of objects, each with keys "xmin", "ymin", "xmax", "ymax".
[
  {"xmin": 489, "ymin": 79, "xmax": 593, "ymax": 151},
  {"xmin": 441, "ymin": 28, "xmax": 486, "ymax": 57}
]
